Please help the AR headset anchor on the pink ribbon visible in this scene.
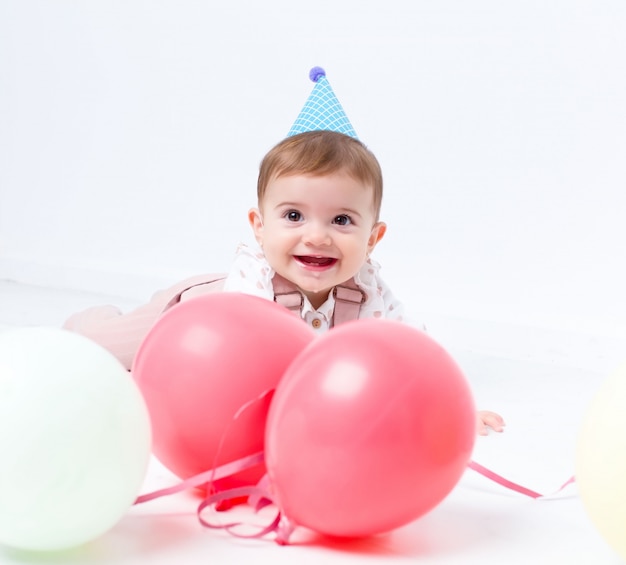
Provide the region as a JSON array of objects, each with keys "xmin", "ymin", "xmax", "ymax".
[
  {"xmin": 134, "ymin": 451, "xmax": 265, "ymax": 505},
  {"xmin": 196, "ymin": 482, "xmax": 294, "ymax": 544},
  {"xmin": 468, "ymin": 460, "xmax": 575, "ymax": 499},
  {"xmin": 135, "ymin": 388, "xmax": 274, "ymax": 505},
  {"xmin": 134, "ymin": 387, "xmax": 576, "ymax": 544},
  {"xmin": 135, "ymin": 457, "xmax": 575, "ymax": 545},
  {"xmin": 134, "ymin": 455, "xmax": 294, "ymax": 543},
  {"xmin": 133, "ymin": 386, "xmax": 295, "ymax": 543}
]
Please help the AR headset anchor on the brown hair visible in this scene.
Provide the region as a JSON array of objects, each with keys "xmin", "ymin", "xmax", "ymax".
[{"xmin": 257, "ymin": 130, "xmax": 383, "ymax": 219}]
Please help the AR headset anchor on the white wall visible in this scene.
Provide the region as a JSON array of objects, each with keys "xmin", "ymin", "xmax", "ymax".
[{"xmin": 1, "ymin": 1, "xmax": 625, "ymax": 338}]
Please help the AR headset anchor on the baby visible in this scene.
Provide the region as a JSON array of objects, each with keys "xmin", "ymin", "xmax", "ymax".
[
  {"xmin": 64, "ymin": 68, "xmax": 504, "ymax": 435},
  {"xmin": 64, "ymin": 129, "xmax": 504, "ymax": 435},
  {"xmin": 226, "ymin": 129, "xmax": 504, "ymax": 435}
]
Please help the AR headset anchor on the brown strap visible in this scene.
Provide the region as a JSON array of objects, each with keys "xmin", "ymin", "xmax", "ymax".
[
  {"xmin": 272, "ymin": 273, "xmax": 365, "ymax": 326},
  {"xmin": 160, "ymin": 271, "xmax": 366, "ymax": 326},
  {"xmin": 331, "ymin": 280, "xmax": 366, "ymax": 327},
  {"xmin": 272, "ymin": 273, "xmax": 304, "ymax": 314}
]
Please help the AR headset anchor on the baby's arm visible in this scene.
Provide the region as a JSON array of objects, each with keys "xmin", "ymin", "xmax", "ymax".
[
  {"xmin": 63, "ymin": 274, "xmax": 225, "ymax": 370},
  {"xmin": 63, "ymin": 287, "xmax": 182, "ymax": 370}
]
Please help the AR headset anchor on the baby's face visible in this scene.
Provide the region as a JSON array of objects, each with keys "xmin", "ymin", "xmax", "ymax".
[{"xmin": 248, "ymin": 171, "xmax": 385, "ymax": 309}]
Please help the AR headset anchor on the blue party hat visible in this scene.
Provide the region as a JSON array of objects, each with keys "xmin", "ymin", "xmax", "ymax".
[{"xmin": 287, "ymin": 67, "xmax": 357, "ymax": 138}]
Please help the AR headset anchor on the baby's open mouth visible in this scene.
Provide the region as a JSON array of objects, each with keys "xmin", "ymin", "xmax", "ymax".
[{"xmin": 295, "ymin": 256, "xmax": 338, "ymax": 267}]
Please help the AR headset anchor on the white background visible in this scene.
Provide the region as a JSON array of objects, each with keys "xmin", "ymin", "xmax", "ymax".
[
  {"xmin": 1, "ymin": 0, "xmax": 625, "ymax": 338},
  {"xmin": 2, "ymin": 5, "xmax": 626, "ymax": 563}
]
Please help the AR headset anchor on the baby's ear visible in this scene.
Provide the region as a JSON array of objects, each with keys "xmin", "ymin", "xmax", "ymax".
[
  {"xmin": 248, "ymin": 208, "xmax": 264, "ymax": 245},
  {"xmin": 368, "ymin": 221, "xmax": 387, "ymax": 252}
]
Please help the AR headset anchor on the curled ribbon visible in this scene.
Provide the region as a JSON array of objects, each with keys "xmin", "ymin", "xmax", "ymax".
[
  {"xmin": 134, "ymin": 387, "xmax": 294, "ymax": 543},
  {"xmin": 136, "ymin": 456, "xmax": 575, "ymax": 546},
  {"xmin": 196, "ymin": 481, "xmax": 295, "ymax": 544},
  {"xmin": 135, "ymin": 452, "xmax": 294, "ymax": 543},
  {"xmin": 134, "ymin": 387, "xmax": 575, "ymax": 545}
]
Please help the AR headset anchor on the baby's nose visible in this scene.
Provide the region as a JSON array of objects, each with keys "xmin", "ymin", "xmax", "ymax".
[{"xmin": 303, "ymin": 222, "xmax": 331, "ymax": 246}]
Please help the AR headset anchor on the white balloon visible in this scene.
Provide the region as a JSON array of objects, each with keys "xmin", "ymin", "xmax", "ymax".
[
  {"xmin": 576, "ymin": 361, "xmax": 626, "ymax": 560},
  {"xmin": 0, "ymin": 327, "xmax": 152, "ymax": 551}
]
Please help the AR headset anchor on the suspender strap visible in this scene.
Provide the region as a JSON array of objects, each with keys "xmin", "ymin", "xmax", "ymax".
[
  {"xmin": 331, "ymin": 280, "xmax": 366, "ymax": 327},
  {"xmin": 272, "ymin": 273, "xmax": 304, "ymax": 314},
  {"xmin": 159, "ymin": 272, "xmax": 366, "ymax": 327},
  {"xmin": 272, "ymin": 273, "xmax": 366, "ymax": 326}
]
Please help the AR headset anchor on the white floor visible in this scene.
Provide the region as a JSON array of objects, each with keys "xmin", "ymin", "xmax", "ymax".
[{"xmin": 0, "ymin": 279, "xmax": 624, "ymax": 564}]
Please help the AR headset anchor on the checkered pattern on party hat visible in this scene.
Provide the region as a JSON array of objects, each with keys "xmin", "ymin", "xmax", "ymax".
[{"xmin": 287, "ymin": 67, "xmax": 357, "ymax": 138}]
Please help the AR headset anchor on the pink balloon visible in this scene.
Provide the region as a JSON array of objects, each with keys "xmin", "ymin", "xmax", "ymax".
[
  {"xmin": 132, "ymin": 293, "xmax": 314, "ymax": 491},
  {"xmin": 265, "ymin": 319, "xmax": 476, "ymax": 538}
]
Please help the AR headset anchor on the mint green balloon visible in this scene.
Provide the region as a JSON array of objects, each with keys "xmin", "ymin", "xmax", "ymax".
[{"xmin": 0, "ymin": 327, "xmax": 152, "ymax": 551}]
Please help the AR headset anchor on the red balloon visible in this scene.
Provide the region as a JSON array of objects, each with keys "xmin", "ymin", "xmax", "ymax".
[
  {"xmin": 265, "ymin": 319, "xmax": 476, "ymax": 538},
  {"xmin": 132, "ymin": 293, "xmax": 314, "ymax": 491}
]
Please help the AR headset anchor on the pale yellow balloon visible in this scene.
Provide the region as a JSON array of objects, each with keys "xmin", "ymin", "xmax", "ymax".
[
  {"xmin": 0, "ymin": 327, "xmax": 152, "ymax": 551},
  {"xmin": 576, "ymin": 362, "xmax": 626, "ymax": 560}
]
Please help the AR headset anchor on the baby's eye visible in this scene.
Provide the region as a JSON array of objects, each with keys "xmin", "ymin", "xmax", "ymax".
[
  {"xmin": 333, "ymin": 214, "xmax": 352, "ymax": 226},
  {"xmin": 285, "ymin": 210, "xmax": 302, "ymax": 222}
]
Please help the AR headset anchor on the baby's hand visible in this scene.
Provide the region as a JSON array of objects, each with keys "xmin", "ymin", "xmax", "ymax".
[{"xmin": 477, "ymin": 410, "xmax": 505, "ymax": 436}]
